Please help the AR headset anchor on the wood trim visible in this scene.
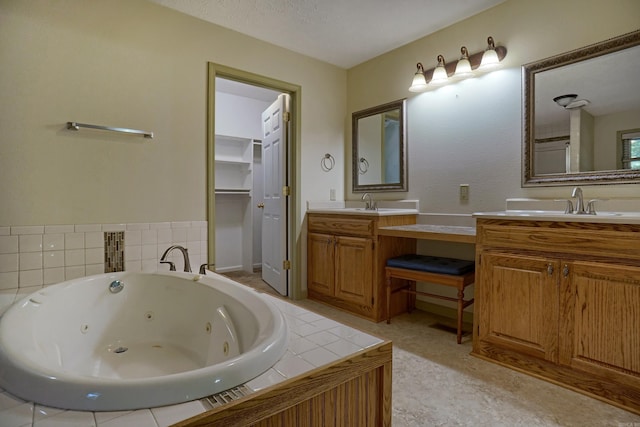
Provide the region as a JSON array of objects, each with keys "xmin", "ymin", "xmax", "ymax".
[
  {"xmin": 472, "ymin": 343, "xmax": 640, "ymax": 415},
  {"xmin": 173, "ymin": 341, "xmax": 393, "ymax": 427}
]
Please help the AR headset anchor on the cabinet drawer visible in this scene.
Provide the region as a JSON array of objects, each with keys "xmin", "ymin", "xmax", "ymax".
[
  {"xmin": 308, "ymin": 215, "xmax": 374, "ymax": 237},
  {"xmin": 478, "ymin": 220, "xmax": 640, "ymax": 260}
]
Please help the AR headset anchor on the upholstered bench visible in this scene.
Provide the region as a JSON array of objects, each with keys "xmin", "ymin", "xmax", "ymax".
[{"xmin": 385, "ymin": 254, "xmax": 475, "ymax": 344}]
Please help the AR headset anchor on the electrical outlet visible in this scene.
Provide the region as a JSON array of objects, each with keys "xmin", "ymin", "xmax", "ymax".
[
  {"xmin": 459, "ymin": 184, "xmax": 469, "ymax": 202},
  {"xmin": 330, "ymin": 188, "xmax": 336, "ymax": 201}
]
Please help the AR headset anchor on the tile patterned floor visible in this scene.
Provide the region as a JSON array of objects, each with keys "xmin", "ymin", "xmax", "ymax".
[{"xmin": 223, "ymin": 271, "xmax": 640, "ymax": 427}]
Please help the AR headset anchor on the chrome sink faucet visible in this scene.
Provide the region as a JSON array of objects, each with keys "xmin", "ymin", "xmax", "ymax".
[
  {"xmin": 361, "ymin": 192, "xmax": 377, "ymax": 210},
  {"xmin": 160, "ymin": 245, "xmax": 192, "ymax": 272},
  {"xmin": 571, "ymin": 186, "xmax": 586, "ymax": 214}
]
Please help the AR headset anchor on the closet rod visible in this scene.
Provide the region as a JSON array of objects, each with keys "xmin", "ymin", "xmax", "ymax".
[{"xmin": 67, "ymin": 122, "xmax": 153, "ymax": 139}]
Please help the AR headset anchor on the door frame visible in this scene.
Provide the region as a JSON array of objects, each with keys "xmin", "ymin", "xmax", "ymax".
[{"xmin": 206, "ymin": 62, "xmax": 302, "ymax": 299}]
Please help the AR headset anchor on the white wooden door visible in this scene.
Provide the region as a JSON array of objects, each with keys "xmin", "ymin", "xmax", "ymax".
[{"xmin": 261, "ymin": 94, "xmax": 289, "ymax": 295}]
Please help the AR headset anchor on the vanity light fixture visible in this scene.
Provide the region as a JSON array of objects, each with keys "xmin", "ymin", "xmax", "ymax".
[
  {"xmin": 430, "ymin": 55, "xmax": 449, "ymax": 85},
  {"xmin": 408, "ymin": 36, "xmax": 507, "ymax": 92},
  {"xmin": 408, "ymin": 63, "xmax": 428, "ymax": 92},
  {"xmin": 478, "ymin": 36, "xmax": 500, "ymax": 70},
  {"xmin": 453, "ymin": 47, "xmax": 474, "ymax": 80}
]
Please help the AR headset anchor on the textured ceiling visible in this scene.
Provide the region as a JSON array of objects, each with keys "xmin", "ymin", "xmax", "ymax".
[{"xmin": 149, "ymin": 0, "xmax": 506, "ymax": 68}]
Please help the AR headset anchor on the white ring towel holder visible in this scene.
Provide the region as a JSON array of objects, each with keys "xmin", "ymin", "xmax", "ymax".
[
  {"xmin": 321, "ymin": 153, "xmax": 335, "ymax": 172},
  {"xmin": 358, "ymin": 157, "xmax": 369, "ymax": 174}
]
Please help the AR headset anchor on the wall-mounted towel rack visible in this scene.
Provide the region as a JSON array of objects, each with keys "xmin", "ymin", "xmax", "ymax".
[
  {"xmin": 321, "ymin": 153, "xmax": 335, "ymax": 172},
  {"xmin": 66, "ymin": 122, "xmax": 153, "ymax": 139}
]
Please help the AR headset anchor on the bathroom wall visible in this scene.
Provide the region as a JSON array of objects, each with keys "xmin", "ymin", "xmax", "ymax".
[
  {"xmin": 346, "ymin": 0, "xmax": 640, "ymax": 210},
  {"xmin": 0, "ymin": 0, "xmax": 346, "ymax": 297},
  {"xmin": 0, "ymin": 0, "xmax": 346, "ymax": 227}
]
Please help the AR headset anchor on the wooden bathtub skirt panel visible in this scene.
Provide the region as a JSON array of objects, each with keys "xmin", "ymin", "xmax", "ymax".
[{"xmin": 174, "ymin": 341, "xmax": 393, "ymax": 427}]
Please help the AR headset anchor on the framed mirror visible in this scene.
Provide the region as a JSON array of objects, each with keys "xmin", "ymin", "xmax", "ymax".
[
  {"xmin": 522, "ymin": 30, "xmax": 640, "ymax": 186},
  {"xmin": 352, "ymin": 99, "xmax": 407, "ymax": 192}
]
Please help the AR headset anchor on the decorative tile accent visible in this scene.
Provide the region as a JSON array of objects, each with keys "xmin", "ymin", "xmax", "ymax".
[
  {"xmin": 105, "ymin": 231, "xmax": 125, "ymax": 273},
  {"xmin": 0, "ymin": 221, "xmax": 207, "ymax": 294}
]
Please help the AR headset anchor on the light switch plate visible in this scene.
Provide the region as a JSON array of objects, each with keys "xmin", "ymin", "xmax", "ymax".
[{"xmin": 459, "ymin": 184, "xmax": 469, "ymax": 202}]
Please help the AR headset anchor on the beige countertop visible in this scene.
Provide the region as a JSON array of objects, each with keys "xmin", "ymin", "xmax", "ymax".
[
  {"xmin": 307, "ymin": 207, "xmax": 419, "ymax": 216},
  {"xmin": 378, "ymin": 223, "xmax": 476, "ymax": 243},
  {"xmin": 473, "ymin": 210, "xmax": 640, "ymax": 225}
]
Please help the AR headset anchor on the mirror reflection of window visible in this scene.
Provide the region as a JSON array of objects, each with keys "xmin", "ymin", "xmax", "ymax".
[
  {"xmin": 534, "ymin": 137, "xmax": 570, "ymax": 175},
  {"xmin": 358, "ymin": 114, "xmax": 384, "ymax": 185},
  {"xmin": 383, "ymin": 114, "xmax": 400, "ymax": 183},
  {"xmin": 352, "ymin": 99, "xmax": 407, "ymax": 192},
  {"xmin": 620, "ymin": 129, "xmax": 640, "ymax": 170}
]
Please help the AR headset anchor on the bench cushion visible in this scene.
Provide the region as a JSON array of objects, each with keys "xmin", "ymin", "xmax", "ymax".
[{"xmin": 386, "ymin": 254, "xmax": 475, "ymax": 276}]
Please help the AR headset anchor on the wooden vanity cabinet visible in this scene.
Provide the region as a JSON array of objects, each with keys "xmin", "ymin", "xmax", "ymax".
[
  {"xmin": 307, "ymin": 213, "xmax": 416, "ymax": 322},
  {"xmin": 477, "ymin": 252, "xmax": 560, "ymax": 363},
  {"xmin": 473, "ymin": 218, "xmax": 640, "ymax": 414}
]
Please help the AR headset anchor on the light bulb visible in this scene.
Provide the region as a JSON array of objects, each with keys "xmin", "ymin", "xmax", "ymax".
[
  {"xmin": 479, "ymin": 36, "xmax": 501, "ymax": 71},
  {"xmin": 429, "ymin": 55, "xmax": 448, "ymax": 86},
  {"xmin": 453, "ymin": 46, "xmax": 474, "ymax": 80},
  {"xmin": 409, "ymin": 63, "xmax": 428, "ymax": 92}
]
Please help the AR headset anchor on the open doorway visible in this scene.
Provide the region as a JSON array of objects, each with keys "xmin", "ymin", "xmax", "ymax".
[{"xmin": 206, "ymin": 63, "xmax": 301, "ymax": 298}]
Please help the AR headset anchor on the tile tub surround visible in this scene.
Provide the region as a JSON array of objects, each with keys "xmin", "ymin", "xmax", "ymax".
[
  {"xmin": 0, "ymin": 289, "xmax": 384, "ymax": 426},
  {"xmin": 0, "ymin": 221, "xmax": 208, "ymax": 314}
]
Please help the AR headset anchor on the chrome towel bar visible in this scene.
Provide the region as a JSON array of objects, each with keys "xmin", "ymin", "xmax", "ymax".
[{"xmin": 66, "ymin": 122, "xmax": 153, "ymax": 139}]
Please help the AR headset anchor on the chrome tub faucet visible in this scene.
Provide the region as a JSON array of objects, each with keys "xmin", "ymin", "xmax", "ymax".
[{"xmin": 160, "ymin": 245, "xmax": 192, "ymax": 272}]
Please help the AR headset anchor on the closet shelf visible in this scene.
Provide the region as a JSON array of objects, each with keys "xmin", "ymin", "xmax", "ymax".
[
  {"xmin": 215, "ymin": 189, "xmax": 251, "ymax": 195},
  {"xmin": 215, "ymin": 158, "xmax": 252, "ymax": 166}
]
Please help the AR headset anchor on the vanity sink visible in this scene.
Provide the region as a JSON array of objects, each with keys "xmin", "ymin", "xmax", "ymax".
[
  {"xmin": 307, "ymin": 207, "xmax": 419, "ymax": 216},
  {"xmin": 351, "ymin": 208, "xmax": 412, "ymax": 212},
  {"xmin": 504, "ymin": 210, "xmax": 622, "ymax": 217},
  {"xmin": 473, "ymin": 210, "xmax": 639, "ymax": 224},
  {"xmin": 474, "ymin": 197, "xmax": 640, "ymax": 224}
]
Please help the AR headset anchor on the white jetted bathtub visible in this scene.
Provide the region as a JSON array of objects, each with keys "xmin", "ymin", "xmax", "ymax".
[{"xmin": 0, "ymin": 271, "xmax": 288, "ymax": 411}]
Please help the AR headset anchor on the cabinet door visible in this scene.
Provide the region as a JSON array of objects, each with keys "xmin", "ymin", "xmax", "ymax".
[
  {"xmin": 478, "ymin": 252, "xmax": 559, "ymax": 362},
  {"xmin": 307, "ymin": 232, "xmax": 335, "ymax": 297},
  {"xmin": 560, "ymin": 261, "xmax": 640, "ymax": 384},
  {"xmin": 334, "ymin": 236, "xmax": 373, "ymax": 309}
]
